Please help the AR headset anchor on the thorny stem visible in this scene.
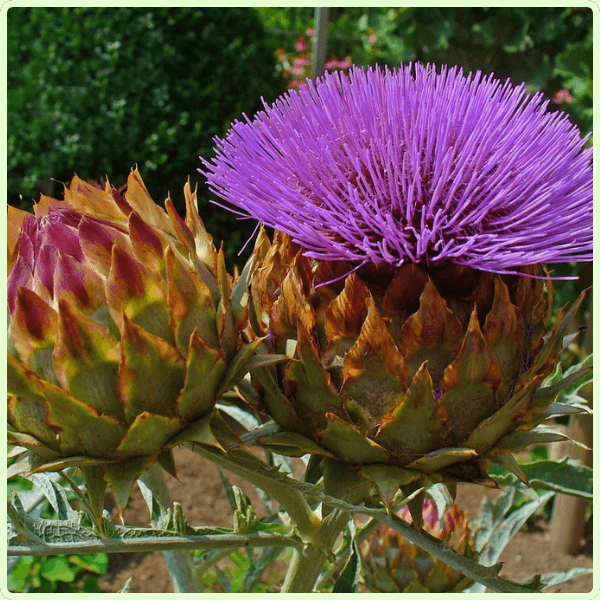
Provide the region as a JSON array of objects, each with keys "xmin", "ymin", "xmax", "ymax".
[{"xmin": 7, "ymin": 532, "xmax": 302, "ymax": 557}]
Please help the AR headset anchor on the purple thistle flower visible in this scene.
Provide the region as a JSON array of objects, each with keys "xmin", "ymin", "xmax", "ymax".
[{"xmin": 200, "ymin": 64, "xmax": 592, "ymax": 275}]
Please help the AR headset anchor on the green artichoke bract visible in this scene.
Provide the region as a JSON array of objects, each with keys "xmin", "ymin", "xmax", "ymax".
[
  {"xmin": 360, "ymin": 499, "xmax": 474, "ymax": 593},
  {"xmin": 241, "ymin": 231, "xmax": 589, "ymax": 508},
  {"xmin": 7, "ymin": 170, "xmax": 258, "ymax": 511}
]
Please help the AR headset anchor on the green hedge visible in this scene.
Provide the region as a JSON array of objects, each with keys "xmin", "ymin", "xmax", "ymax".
[{"xmin": 7, "ymin": 7, "xmax": 286, "ymax": 255}]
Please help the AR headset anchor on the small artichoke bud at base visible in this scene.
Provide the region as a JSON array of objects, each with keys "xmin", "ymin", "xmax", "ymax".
[
  {"xmin": 7, "ymin": 170, "xmax": 258, "ymax": 513},
  {"xmin": 360, "ymin": 499, "xmax": 475, "ymax": 593}
]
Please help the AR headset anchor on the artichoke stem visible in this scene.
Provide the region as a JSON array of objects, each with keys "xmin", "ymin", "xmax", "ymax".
[
  {"xmin": 280, "ymin": 508, "xmax": 351, "ymax": 593},
  {"xmin": 184, "ymin": 443, "xmax": 320, "ymax": 539},
  {"xmin": 139, "ymin": 465, "xmax": 201, "ymax": 593}
]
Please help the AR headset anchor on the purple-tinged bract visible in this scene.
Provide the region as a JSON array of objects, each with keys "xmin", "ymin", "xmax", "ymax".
[{"xmin": 201, "ymin": 64, "xmax": 592, "ymax": 275}]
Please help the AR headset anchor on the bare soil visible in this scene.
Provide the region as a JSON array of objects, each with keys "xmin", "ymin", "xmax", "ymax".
[{"xmin": 98, "ymin": 447, "xmax": 593, "ymax": 593}]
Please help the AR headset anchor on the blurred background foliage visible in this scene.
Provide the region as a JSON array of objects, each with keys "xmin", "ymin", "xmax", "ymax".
[
  {"xmin": 7, "ymin": 7, "xmax": 286, "ymax": 254},
  {"xmin": 7, "ymin": 6, "xmax": 592, "ymax": 276}
]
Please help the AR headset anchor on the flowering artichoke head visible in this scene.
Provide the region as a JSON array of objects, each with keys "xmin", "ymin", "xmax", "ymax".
[
  {"xmin": 7, "ymin": 170, "xmax": 260, "ymax": 512},
  {"xmin": 202, "ymin": 65, "xmax": 592, "ymax": 509}
]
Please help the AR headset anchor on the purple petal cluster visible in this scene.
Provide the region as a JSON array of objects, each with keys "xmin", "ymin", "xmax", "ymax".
[
  {"xmin": 201, "ymin": 64, "xmax": 592, "ymax": 274},
  {"xmin": 7, "ymin": 206, "xmax": 123, "ymax": 314}
]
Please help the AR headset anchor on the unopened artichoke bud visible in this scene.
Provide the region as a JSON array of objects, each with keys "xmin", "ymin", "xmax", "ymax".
[
  {"xmin": 201, "ymin": 65, "xmax": 592, "ymax": 504},
  {"xmin": 7, "ymin": 169, "xmax": 259, "ymax": 511},
  {"xmin": 360, "ymin": 499, "xmax": 475, "ymax": 593}
]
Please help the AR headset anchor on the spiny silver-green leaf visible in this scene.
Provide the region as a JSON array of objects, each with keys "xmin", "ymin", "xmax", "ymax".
[
  {"xmin": 523, "ymin": 566, "xmax": 593, "ymax": 589},
  {"xmin": 488, "ymin": 458, "xmax": 592, "ymax": 499},
  {"xmin": 26, "ymin": 472, "xmax": 76, "ymax": 522}
]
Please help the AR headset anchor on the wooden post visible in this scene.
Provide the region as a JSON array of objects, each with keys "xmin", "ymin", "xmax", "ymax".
[
  {"xmin": 312, "ymin": 7, "xmax": 329, "ymax": 80},
  {"xmin": 549, "ymin": 287, "xmax": 593, "ymax": 554}
]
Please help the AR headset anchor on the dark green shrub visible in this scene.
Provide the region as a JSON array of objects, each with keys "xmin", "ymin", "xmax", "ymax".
[{"xmin": 7, "ymin": 7, "xmax": 286, "ymax": 257}]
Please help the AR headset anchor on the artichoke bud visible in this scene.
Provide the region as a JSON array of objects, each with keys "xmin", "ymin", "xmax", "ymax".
[
  {"xmin": 7, "ymin": 170, "xmax": 257, "ymax": 512},
  {"xmin": 247, "ymin": 233, "xmax": 588, "ymax": 500},
  {"xmin": 360, "ymin": 499, "xmax": 475, "ymax": 593}
]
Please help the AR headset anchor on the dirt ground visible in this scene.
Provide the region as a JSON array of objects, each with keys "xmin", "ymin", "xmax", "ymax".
[{"xmin": 98, "ymin": 447, "xmax": 593, "ymax": 593}]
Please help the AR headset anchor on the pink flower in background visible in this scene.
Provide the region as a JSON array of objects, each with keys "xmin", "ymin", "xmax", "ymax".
[
  {"xmin": 553, "ymin": 89, "xmax": 573, "ymax": 104},
  {"xmin": 325, "ymin": 57, "xmax": 352, "ymax": 72},
  {"xmin": 293, "ymin": 57, "xmax": 311, "ymax": 67},
  {"xmin": 295, "ymin": 36, "xmax": 307, "ymax": 52},
  {"xmin": 289, "ymin": 79, "xmax": 307, "ymax": 89}
]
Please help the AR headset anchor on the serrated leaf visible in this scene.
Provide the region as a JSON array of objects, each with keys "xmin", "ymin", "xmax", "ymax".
[
  {"xmin": 492, "ymin": 427, "xmax": 570, "ymax": 453},
  {"xmin": 136, "ymin": 476, "xmax": 166, "ymax": 527},
  {"xmin": 167, "ymin": 412, "xmax": 221, "ymax": 449},
  {"xmin": 29, "ymin": 455, "xmax": 107, "ymax": 473},
  {"xmin": 472, "ymin": 486, "xmax": 517, "ymax": 552},
  {"xmin": 477, "ymin": 491, "xmax": 554, "ymax": 567},
  {"xmin": 18, "ymin": 513, "xmax": 101, "ymax": 546},
  {"xmin": 524, "ymin": 566, "xmax": 593, "ymax": 589},
  {"xmin": 68, "ymin": 554, "xmax": 108, "ymax": 577},
  {"xmin": 488, "ymin": 458, "xmax": 592, "ymax": 499},
  {"xmin": 27, "ymin": 472, "xmax": 75, "ymax": 521}
]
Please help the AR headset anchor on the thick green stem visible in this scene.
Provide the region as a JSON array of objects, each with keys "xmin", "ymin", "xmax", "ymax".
[
  {"xmin": 280, "ymin": 508, "xmax": 351, "ymax": 593},
  {"xmin": 139, "ymin": 465, "xmax": 200, "ymax": 593}
]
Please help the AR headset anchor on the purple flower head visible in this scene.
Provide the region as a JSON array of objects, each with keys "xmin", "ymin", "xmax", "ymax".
[{"xmin": 201, "ymin": 64, "xmax": 592, "ymax": 275}]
